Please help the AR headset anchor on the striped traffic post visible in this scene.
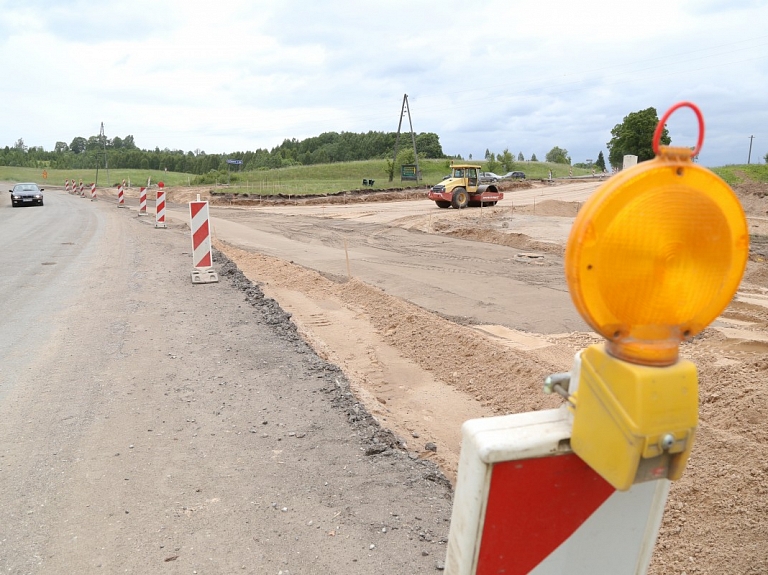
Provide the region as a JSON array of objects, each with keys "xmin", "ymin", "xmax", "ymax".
[
  {"xmin": 65, "ymin": 179, "xmax": 71, "ymax": 194},
  {"xmin": 444, "ymin": 407, "xmax": 669, "ymax": 574},
  {"xmin": 138, "ymin": 187, "xmax": 148, "ymax": 215},
  {"xmin": 117, "ymin": 182, "xmax": 126, "ymax": 207},
  {"xmin": 90, "ymin": 182, "xmax": 96, "ymax": 201},
  {"xmin": 189, "ymin": 199, "xmax": 219, "ymax": 284},
  {"xmin": 155, "ymin": 187, "xmax": 166, "ymax": 228}
]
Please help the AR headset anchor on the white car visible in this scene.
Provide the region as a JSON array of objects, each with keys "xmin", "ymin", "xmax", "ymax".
[{"xmin": 479, "ymin": 172, "xmax": 501, "ymax": 182}]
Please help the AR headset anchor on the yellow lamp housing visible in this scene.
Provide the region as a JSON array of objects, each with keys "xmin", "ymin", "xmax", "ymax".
[
  {"xmin": 563, "ymin": 102, "xmax": 748, "ymax": 490},
  {"xmin": 570, "ymin": 343, "xmax": 698, "ymax": 491}
]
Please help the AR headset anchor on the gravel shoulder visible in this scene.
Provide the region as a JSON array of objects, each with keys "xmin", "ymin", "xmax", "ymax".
[{"xmin": 0, "ymin": 190, "xmax": 452, "ymax": 574}]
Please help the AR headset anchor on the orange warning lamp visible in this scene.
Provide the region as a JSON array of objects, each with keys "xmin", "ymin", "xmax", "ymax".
[
  {"xmin": 562, "ymin": 102, "xmax": 749, "ymax": 490},
  {"xmin": 566, "ymin": 102, "xmax": 748, "ymax": 366}
]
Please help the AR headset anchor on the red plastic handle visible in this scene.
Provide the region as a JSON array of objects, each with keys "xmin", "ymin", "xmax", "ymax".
[{"xmin": 653, "ymin": 101, "xmax": 705, "ymax": 157}]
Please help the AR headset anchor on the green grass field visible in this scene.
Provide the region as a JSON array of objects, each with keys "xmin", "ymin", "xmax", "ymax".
[
  {"xmin": 0, "ymin": 167, "xmax": 193, "ymax": 189},
  {"xmin": 711, "ymin": 164, "xmax": 768, "ymax": 186},
  {"xmin": 225, "ymin": 159, "xmax": 598, "ymax": 194},
  {"xmin": 3, "ymin": 160, "xmax": 761, "ymax": 196}
]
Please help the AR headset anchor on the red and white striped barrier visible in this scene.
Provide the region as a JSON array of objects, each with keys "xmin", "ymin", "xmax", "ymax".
[
  {"xmin": 138, "ymin": 187, "xmax": 148, "ymax": 215},
  {"xmin": 90, "ymin": 182, "xmax": 96, "ymax": 201},
  {"xmin": 65, "ymin": 179, "xmax": 71, "ymax": 194},
  {"xmin": 189, "ymin": 200, "xmax": 218, "ymax": 283},
  {"xmin": 117, "ymin": 182, "xmax": 125, "ymax": 207},
  {"xmin": 445, "ymin": 407, "xmax": 668, "ymax": 574},
  {"xmin": 155, "ymin": 189, "xmax": 166, "ymax": 228}
]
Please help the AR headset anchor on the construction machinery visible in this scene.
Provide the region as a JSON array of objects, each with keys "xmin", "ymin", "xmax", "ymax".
[{"xmin": 428, "ymin": 164, "xmax": 503, "ymax": 209}]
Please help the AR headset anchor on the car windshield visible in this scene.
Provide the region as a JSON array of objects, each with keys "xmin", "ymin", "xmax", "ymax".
[{"xmin": 15, "ymin": 184, "xmax": 39, "ymax": 192}]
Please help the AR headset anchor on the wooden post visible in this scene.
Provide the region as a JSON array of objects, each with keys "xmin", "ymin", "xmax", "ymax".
[{"xmin": 344, "ymin": 239, "xmax": 351, "ymax": 279}]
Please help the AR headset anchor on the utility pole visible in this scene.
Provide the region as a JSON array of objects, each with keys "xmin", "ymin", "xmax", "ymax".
[
  {"xmin": 748, "ymin": 135, "xmax": 755, "ymax": 164},
  {"xmin": 389, "ymin": 94, "xmax": 420, "ymax": 182},
  {"xmin": 95, "ymin": 122, "xmax": 109, "ymax": 187}
]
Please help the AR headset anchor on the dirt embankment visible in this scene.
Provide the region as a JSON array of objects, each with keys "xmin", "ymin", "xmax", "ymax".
[
  {"xmin": 154, "ymin": 179, "xmax": 533, "ymax": 207},
  {"xmin": 103, "ymin": 173, "xmax": 768, "ymax": 572},
  {"xmin": 214, "ymin": 176, "xmax": 768, "ymax": 574}
]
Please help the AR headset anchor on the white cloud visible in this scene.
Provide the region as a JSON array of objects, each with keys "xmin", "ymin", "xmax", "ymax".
[{"xmin": 0, "ymin": 0, "xmax": 766, "ymax": 165}]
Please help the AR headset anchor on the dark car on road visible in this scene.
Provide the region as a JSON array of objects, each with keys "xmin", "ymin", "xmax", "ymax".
[
  {"xmin": 502, "ymin": 171, "xmax": 526, "ymax": 180},
  {"xmin": 10, "ymin": 183, "xmax": 44, "ymax": 207}
]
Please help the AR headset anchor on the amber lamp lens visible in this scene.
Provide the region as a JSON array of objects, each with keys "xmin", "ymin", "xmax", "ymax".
[{"xmin": 565, "ymin": 158, "xmax": 748, "ymax": 366}]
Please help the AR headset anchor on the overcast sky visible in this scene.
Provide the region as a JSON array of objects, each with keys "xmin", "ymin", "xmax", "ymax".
[{"xmin": 1, "ymin": 0, "xmax": 766, "ymax": 167}]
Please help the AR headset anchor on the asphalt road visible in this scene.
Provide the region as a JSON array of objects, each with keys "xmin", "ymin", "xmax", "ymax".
[
  {"xmin": 0, "ymin": 187, "xmax": 452, "ymax": 574},
  {"xmin": 0, "ymin": 185, "xmax": 105, "ymax": 397}
]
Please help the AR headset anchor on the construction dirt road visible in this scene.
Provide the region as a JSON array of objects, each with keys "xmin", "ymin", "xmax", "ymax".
[
  {"xmin": 167, "ymin": 177, "xmax": 768, "ymax": 574},
  {"xmin": 4, "ymin": 176, "xmax": 767, "ymax": 573}
]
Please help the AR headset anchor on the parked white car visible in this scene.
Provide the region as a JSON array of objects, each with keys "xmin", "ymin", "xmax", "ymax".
[{"xmin": 479, "ymin": 172, "xmax": 501, "ymax": 182}]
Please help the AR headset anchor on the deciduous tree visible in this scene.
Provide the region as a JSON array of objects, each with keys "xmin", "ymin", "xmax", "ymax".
[
  {"xmin": 546, "ymin": 146, "xmax": 571, "ymax": 164},
  {"xmin": 607, "ymin": 107, "xmax": 669, "ymax": 167},
  {"xmin": 499, "ymin": 149, "xmax": 514, "ymax": 172},
  {"xmin": 415, "ymin": 133, "xmax": 444, "ymax": 158},
  {"xmin": 70, "ymin": 137, "xmax": 86, "ymax": 154}
]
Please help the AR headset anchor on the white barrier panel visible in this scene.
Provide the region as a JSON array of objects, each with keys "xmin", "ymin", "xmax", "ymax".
[
  {"xmin": 623, "ymin": 154, "xmax": 638, "ymax": 170},
  {"xmin": 188, "ymin": 200, "xmax": 218, "ymax": 284},
  {"xmin": 139, "ymin": 187, "xmax": 147, "ymax": 215},
  {"xmin": 155, "ymin": 189, "xmax": 166, "ymax": 228},
  {"xmin": 445, "ymin": 407, "xmax": 668, "ymax": 575}
]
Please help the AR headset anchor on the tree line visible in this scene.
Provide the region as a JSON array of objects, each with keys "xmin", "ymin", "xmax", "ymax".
[
  {"xmin": 484, "ymin": 107, "xmax": 675, "ymax": 172},
  {"xmin": 0, "ymin": 131, "xmax": 445, "ymax": 174},
  {"xmin": 1, "ymin": 107, "xmax": 694, "ymax": 177}
]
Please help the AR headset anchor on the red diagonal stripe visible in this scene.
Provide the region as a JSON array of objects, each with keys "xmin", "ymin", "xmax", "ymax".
[
  {"xmin": 193, "ymin": 220, "xmax": 209, "ymax": 249},
  {"xmin": 477, "ymin": 453, "xmax": 615, "ymax": 574},
  {"xmin": 196, "ymin": 252, "xmax": 212, "ymax": 268},
  {"xmin": 190, "ymin": 201, "xmax": 206, "ymax": 218}
]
